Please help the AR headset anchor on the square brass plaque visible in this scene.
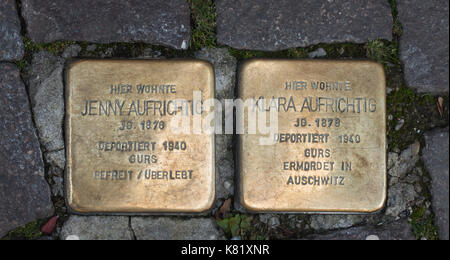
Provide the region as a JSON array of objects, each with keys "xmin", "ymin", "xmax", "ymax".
[
  {"xmin": 238, "ymin": 60, "xmax": 386, "ymax": 213},
  {"xmin": 66, "ymin": 60, "xmax": 215, "ymax": 213}
]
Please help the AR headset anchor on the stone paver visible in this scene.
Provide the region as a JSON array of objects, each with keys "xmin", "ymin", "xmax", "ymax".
[
  {"xmin": 195, "ymin": 48, "xmax": 236, "ymax": 100},
  {"xmin": 387, "ymin": 141, "xmax": 420, "ymax": 179},
  {"xmin": 27, "ymin": 51, "xmax": 65, "ymax": 153},
  {"xmin": 0, "ymin": 63, "xmax": 54, "ymax": 238},
  {"xmin": 385, "ymin": 142, "xmax": 422, "ymax": 218},
  {"xmin": 386, "ymin": 182, "xmax": 417, "ymax": 217},
  {"xmin": 303, "ymin": 220, "xmax": 415, "ymax": 240},
  {"xmin": 216, "ymin": 0, "xmax": 393, "ymax": 51},
  {"xmin": 131, "ymin": 217, "xmax": 225, "ymax": 240},
  {"xmin": 195, "ymin": 48, "xmax": 237, "ymax": 202},
  {"xmin": 0, "ymin": 0, "xmax": 24, "ymax": 61},
  {"xmin": 310, "ymin": 215, "xmax": 364, "ymax": 231},
  {"xmin": 22, "ymin": 0, "xmax": 191, "ymax": 50},
  {"xmin": 60, "ymin": 216, "xmax": 133, "ymax": 240},
  {"xmin": 398, "ymin": 0, "xmax": 449, "ymax": 94},
  {"xmin": 2, "ymin": 0, "xmax": 446, "ymax": 241},
  {"xmin": 422, "ymin": 128, "xmax": 449, "ymax": 240}
]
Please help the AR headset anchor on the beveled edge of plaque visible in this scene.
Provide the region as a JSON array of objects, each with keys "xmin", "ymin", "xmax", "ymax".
[
  {"xmin": 64, "ymin": 59, "xmax": 216, "ymax": 216},
  {"xmin": 235, "ymin": 59, "xmax": 387, "ymax": 214}
]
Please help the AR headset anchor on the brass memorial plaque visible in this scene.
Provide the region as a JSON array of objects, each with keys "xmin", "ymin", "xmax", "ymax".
[
  {"xmin": 66, "ymin": 60, "xmax": 215, "ymax": 213},
  {"xmin": 238, "ymin": 60, "xmax": 386, "ymax": 213}
]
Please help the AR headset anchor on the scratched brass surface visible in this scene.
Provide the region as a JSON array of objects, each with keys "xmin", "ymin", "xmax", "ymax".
[
  {"xmin": 238, "ymin": 60, "xmax": 386, "ymax": 213},
  {"xmin": 66, "ymin": 60, "xmax": 215, "ymax": 213}
]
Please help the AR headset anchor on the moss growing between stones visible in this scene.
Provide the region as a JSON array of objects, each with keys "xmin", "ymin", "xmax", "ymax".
[
  {"xmin": 410, "ymin": 206, "xmax": 439, "ymax": 240},
  {"xmin": 217, "ymin": 214, "xmax": 248, "ymax": 238},
  {"xmin": 23, "ymin": 37, "xmax": 75, "ymax": 56},
  {"xmin": 387, "ymin": 87, "xmax": 448, "ymax": 152},
  {"xmin": 15, "ymin": 37, "xmax": 79, "ymax": 75},
  {"xmin": 217, "ymin": 213, "xmax": 269, "ymax": 240},
  {"xmin": 365, "ymin": 39, "xmax": 400, "ymax": 72},
  {"xmin": 188, "ymin": 0, "xmax": 217, "ymax": 50},
  {"xmin": 2, "ymin": 220, "xmax": 43, "ymax": 240},
  {"xmin": 81, "ymin": 42, "xmax": 149, "ymax": 58},
  {"xmin": 227, "ymin": 49, "xmax": 292, "ymax": 60},
  {"xmin": 320, "ymin": 43, "xmax": 366, "ymax": 58},
  {"xmin": 406, "ymin": 161, "xmax": 439, "ymax": 240},
  {"xmin": 227, "ymin": 42, "xmax": 367, "ymax": 60},
  {"xmin": 388, "ymin": 0, "xmax": 403, "ymax": 36},
  {"xmin": 14, "ymin": 37, "xmax": 75, "ymax": 74},
  {"xmin": 79, "ymin": 40, "xmax": 201, "ymax": 59},
  {"xmin": 15, "ymin": 59, "xmax": 26, "ymax": 71},
  {"xmin": 285, "ymin": 48, "xmax": 308, "ymax": 58}
]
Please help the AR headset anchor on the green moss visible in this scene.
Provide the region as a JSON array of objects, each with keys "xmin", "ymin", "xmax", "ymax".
[
  {"xmin": 15, "ymin": 60, "xmax": 26, "ymax": 72},
  {"xmin": 217, "ymin": 214, "xmax": 249, "ymax": 238},
  {"xmin": 285, "ymin": 48, "xmax": 308, "ymax": 58},
  {"xmin": 365, "ymin": 40, "xmax": 400, "ymax": 72},
  {"xmin": 84, "ymin": 42, "xmax": 148, "ymax": 57},
  {"xmin": 188, "ymin": 0, "xmax": 217, "ymax": 50},
  {"xmin": 23, "ymin": 37, "xmax": 185, "ymax": 60},
  {"xmin": 18, "ymin": 37, "xmax": 77, "ymax": 75},
  {"xmin": 2, "ymin": 220, "xmax": 43, "ymax": 240},
  {"xmin": 410, "ymin": 206, "xmax": 439, "ymax": 240},
  {"xmin": 227, "ymin": 42, "xmax": 367, "ymax": 60},
  {"xmin": 23, "ymin": 37, "xmax": 75, "ymax": 55},
  {"xmin": 387, "ymin": 87, "xmax": 448, "ymax": 152},
  {"xmin": 227, "ymin": 47, "xmax": 308, "ymax": 60},
  {"xmin": 75, "ymin": 41, "xmax": 193, "ymax": 59},
  {"xmin": 227, "ymin": 49, "xmax": 288, "ymax": 60},
  {"xmin": 321, "ymin": 43, "xmax": 366, "ymax": 58},
  {"xmin": 364, "ymin": 1, "xmax": 401, "ymax": 73},
  {"xmin": 217, "ymin": 214, "xmax": 268, "ymax": 240},
  {"xmin": 388, "ymin": 0, "xmax": 403, "ymax": 36},
  {"xmin": 406, "ymin": 161, "xmax": 439, "ymax": 240}
]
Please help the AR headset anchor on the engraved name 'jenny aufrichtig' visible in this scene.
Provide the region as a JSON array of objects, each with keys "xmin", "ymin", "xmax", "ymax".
[
  {"xmin": 80, "ymin": 83, "xmax": 198, "ymax": 183},
  {"xmin": 66, "ymin": 60, "xmax": 215, "ymax": 213}
]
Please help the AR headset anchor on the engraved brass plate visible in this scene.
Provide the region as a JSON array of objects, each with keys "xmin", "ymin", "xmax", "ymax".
[
  {"xmin": 66, "ymin": 60, "xmax": 215, "ymax": 213},
  {"xmin": 238, "ymin": 60, "xmax": 386, "ymax": 213}
]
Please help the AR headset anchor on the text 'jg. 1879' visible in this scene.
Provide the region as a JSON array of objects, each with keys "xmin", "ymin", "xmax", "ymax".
[{"xmin": 237, "ymin": 60, "xmax": 386, "ymax": 213}]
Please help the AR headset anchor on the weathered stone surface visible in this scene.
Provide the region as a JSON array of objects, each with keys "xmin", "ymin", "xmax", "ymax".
[
  {"xmin": 386, "ymin": 182, "xmax": 417, "ymax": 217},
  {"xmin": 131, "ymin": 217, "xmax": 225, "ymax": 240},
  {"xmin": 0, "ymin": 0, "xmax": 24, "ymax": 61},
  {"xmin": 60, "ymin": 216, "xmax": 133, "ymax": 240},
  {"xmin": 138, "ymin": 47, "xmax": 164, "ymax": 59},
  {"xmin": 62, "ymin": 45, "xmax": 82, "ymax": 59},
  {"xmin": 46, "ymin": 150, "xmax": 65, "ymax": 197},
  {"xmin": 388, "ymin": 141, "xmax": 420, "ymax": 179},
  {"xmin": 45, "ymin": 150, "xmax": 66, "ymax": 170},
  {"xmin": 398, "ymin": 0, "xmax": 449, "ymax": 93},
  {"xmin": 259, "ymin": 214, "xmax": 281, "ymax": 228},
  {"xmin": 308, "ymin": 48, "xmax": 327, "ymax": 58},
  {"xmin": 51, "ymin": 173, "xmax": 63, "ymax": 198},
  {"xmin": 310, "ymin": 215, "xmax": 364, "ymax": 231},
  {"xmin": 214, "ymin": 135, "xmax": 235, "ymax": 201},
  {"xmin": 195, "ymin": 48, "xmax": 236, "ymax": 100},
  {"xmin": 216, "ymin": 0, "xmax": 393, "ymax": 51},
  {"xmin": 27, "ymin": 51, "xmax": 65, "ymax": 152},
  {"xmin": 195, "ymin": 48, "xmax": 237, "ymax": 202},
  {"xmin": 22, "ymin": 0, "xmax": 190, "ymax": 50},
  {"xmin": 386, "ymin": 142, "xmax": 422, "ymax": 217},
  {"xmin": 422, "ymin": 128, "xmax": 449, "ymax": 240},
  {"xmin": 304, "ymin": 220, "xmax": 415, "ymax": 240},
  {"xmin": 0, "ymin": 63, "xmax": 53, "ymax": 238}
]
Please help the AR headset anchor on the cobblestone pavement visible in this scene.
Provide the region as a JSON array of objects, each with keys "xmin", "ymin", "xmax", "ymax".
[{"xmin": 0, "ymin": 0, "xmax": 448, "ymax": 240}]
